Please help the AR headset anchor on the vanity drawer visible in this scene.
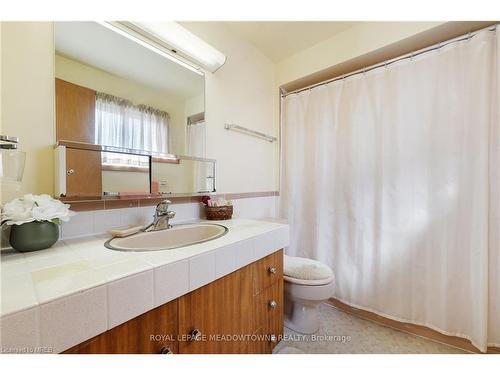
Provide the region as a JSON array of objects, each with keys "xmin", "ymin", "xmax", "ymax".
[
  {"xmin": 253, "ymin": 250, "xmax": 283, "ymax": 295},
  {"xmin": 253, "ymin": 278, "xmax": 283, "ymax": 331},
  {"xmin": 250, "ymin": 292, "xmax": 284, "ymax": 355}
]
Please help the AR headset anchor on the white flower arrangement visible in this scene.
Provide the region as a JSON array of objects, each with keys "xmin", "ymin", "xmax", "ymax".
[{"xmin": 1, "ymin": 194, "xmax": 75, "ymax": 226}]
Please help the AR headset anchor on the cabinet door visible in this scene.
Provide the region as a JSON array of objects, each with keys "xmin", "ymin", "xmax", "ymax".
[
  {"xmin": 178, "ymin": 264, "xmax": 255, "ymax": 354},
  {"xmin": 107, "ymin": 300, "xmax": 179, "ymax": 354},
  {"xmin": 64, "ymin": 300, "xmax": 178, "ymax": 354},
  {"xmin": 178, "ymin": 280, "xmax": 219, "ymax": 354},
  {"xmin": 216, "ymin": 266, "xmax": 255, "ymax": 354},
  {"xmin": 65, "ymin": 148, "xmax": 102, "ymax": 197},
  {"xmin": 56, "ymin": 79, "xmax": 96, "ymax": 144}
]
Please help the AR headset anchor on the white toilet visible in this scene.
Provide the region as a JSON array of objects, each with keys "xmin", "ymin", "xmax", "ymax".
[{"xmin": 283, "ymin": 255, "xmax": 335, "ymax": 334}]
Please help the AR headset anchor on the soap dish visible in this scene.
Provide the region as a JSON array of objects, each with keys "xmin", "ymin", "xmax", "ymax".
[{"xmin": 108, "ymin": 225, "xmax": 143, "ymax": 238}]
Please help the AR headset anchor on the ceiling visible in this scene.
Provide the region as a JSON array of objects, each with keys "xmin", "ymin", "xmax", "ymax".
[
  {"xmin": 55, "ymin": 22, "xmax": 204, "ymax": 100},
  {"xmin": 219, "ymin": 21, "xmax": 359, "ymax": 62}
]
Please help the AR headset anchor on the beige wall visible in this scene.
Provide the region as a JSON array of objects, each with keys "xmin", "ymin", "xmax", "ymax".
[
  {"xmin": 276, "ymin": 21, "xmax": 445, "ymax": 87},
  {"xmin": 55, "ymin": 54, "xmax": 188, "ymax": 155},
  {"xmin": 152, "ymin": 161, "xmax": 195, "ymax": 194},
  {"xmin": 181, "ymin": 22, "xmax": 279, "ymax": 194},
  {"xmin": 185, "ymin": 94, "xmax": 204, "ymax": 118},
  {"xmin": 102, "ymin": 170, "xmax": 149, "ymax": 193},
  {"xmin": 1, "ymin": 22, "xmax": 55, "ymax": 203}
]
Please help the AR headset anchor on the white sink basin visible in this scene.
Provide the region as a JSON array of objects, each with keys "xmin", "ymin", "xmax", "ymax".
[{"xmin": 105, "ymin": 223, "xmax": 228, "ymax": 252}]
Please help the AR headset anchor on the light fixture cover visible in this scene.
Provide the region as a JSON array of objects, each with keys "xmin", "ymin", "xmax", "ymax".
[{"xmin": 128, "ymin": 21, "xmax": 226, "ymax": 73}]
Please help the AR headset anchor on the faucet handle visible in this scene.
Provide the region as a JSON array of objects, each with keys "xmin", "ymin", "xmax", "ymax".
[{"xmin": 155, "ymin": 199, "xmax": 172, "ymax": 215}]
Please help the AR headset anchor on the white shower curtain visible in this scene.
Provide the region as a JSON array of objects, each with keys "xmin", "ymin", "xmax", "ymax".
[{"xmin": 281, "ymin": 28, "xmax": 499, "ymax": 352}]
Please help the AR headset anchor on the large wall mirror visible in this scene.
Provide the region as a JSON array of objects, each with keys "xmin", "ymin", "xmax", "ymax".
[{"xmin": 54, "ymin": 22, "xmax": 214, "ymax": 198}]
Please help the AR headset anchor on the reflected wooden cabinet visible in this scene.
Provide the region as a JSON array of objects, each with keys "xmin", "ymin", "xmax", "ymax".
[
  {"xmin": 56, "ymin": 78, "xmax": 102, "ymax": 198},
  {"xmin": 64, "ymin": 250, "xmax": 284, "ymax": 354},
  {"xmin": 65, "ymin": 148, "xmax": 102, "ymax": 197},
  {"xmin": 55, "ymin": 78, "xmax": 96, "ymax": 144}
]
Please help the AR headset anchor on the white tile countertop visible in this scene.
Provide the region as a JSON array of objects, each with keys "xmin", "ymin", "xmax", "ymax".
[{"xmin": 0, "ymin": 219, "xmax": 289, "ymax": 353}]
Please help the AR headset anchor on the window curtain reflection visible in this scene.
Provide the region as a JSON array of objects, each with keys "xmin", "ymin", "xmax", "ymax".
[
  {"xmin": 95, "ymin": 92, "xmax": 169, "ymax": 167},
  {"xmin": 281, "ymin": 28, "xmax": 499, "ymax": 352}
]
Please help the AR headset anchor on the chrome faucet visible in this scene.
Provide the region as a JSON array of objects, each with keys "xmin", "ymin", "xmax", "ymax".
[{"xmin": 144, "ymin": 200, "xmax": 176, "ymax": 232}]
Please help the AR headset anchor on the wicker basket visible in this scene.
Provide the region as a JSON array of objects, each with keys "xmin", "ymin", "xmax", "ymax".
[{"xmin": 206, "ymin": 205, "xmax": 233, "ymax": 220}]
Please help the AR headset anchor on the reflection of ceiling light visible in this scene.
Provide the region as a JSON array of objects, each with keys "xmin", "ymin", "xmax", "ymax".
[{"xmin": 98, "ymin": 21, "xmax": 226, "ymax": 74}]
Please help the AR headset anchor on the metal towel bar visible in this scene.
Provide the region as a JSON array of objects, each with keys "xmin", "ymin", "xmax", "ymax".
[{"xmin": 224, "ymin": 123, "xmax": 276, "ymax": 142}]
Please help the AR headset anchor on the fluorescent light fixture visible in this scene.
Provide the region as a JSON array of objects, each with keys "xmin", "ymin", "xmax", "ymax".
[
  {"xmin": 97, "ymin": 21, "xmax": 226, "ymax": 74},
  {"xmin": 97, "ymin": 21, "xmax": 203, "ymax": 75},
  {"xmin": 131, "ymin": 22, "xmax": 226, "ymax": 73}
]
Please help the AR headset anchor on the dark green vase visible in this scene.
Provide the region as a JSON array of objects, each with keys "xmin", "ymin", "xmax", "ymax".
[{"xmin": 9, "ymin": 221, "xmax": 59, "ymax": 252}]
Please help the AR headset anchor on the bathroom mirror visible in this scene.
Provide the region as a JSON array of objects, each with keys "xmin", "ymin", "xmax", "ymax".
[{"xmin": 54, "ymin": 21, "xmax": 206, "ymax": 158}]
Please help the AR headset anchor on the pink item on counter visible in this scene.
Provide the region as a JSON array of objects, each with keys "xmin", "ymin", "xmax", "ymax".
[{"xmin": 151, "ymin": 181, "xmax": 159, "ymax": 193}]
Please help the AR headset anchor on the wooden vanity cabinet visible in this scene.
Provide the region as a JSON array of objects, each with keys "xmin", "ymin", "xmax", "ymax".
[{"xmin": 64, "ymin": 249, "xmax": 283, "ymax": 354}]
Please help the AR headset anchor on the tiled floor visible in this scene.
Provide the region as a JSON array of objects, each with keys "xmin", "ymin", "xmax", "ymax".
[{"xmin": 274, "ymin": 304, "xmax": 466, "ymax": 354}]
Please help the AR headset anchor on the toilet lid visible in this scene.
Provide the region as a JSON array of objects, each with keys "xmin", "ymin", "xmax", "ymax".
[
  {"xmin": 284, "ymin": 255, "xmax": 334, "ymax": 285},
  {"xmin": 284, "ymin": 274, "xmax": 335, "ymax": 286}
]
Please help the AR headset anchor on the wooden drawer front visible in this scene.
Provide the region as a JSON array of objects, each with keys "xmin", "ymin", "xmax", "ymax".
[
  {"xmin": 253, "ymin": 250, "xmax": 283, "ymax": 295},
  {"xmin": 253, "ymin": 281, "xmax": 283, "ymax": 329}
]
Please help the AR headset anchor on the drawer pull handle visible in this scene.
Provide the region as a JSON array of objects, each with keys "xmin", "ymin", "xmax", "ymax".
[
  {"xmin": 189, "ymin": 328, "xmax": 202, "ymax": 341},
  {"xmin": 269, "ymin": 300, "xmax": 277, "ymax": 308},
  {"xmin": 269, "ymin": 334, "xmax": 277, "ymax": 343},
  {"xmin": 268, "ymin": 267, "xmax": 277, "ymax": 274},
  {"xmin": 159, "ymin": 346, "xmax": 173, "ymax": 354}
]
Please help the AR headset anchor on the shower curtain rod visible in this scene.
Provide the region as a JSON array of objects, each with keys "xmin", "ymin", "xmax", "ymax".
[{"xmin": 281, "ymin": 23, "xmax": 498, "ymax": 98}]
